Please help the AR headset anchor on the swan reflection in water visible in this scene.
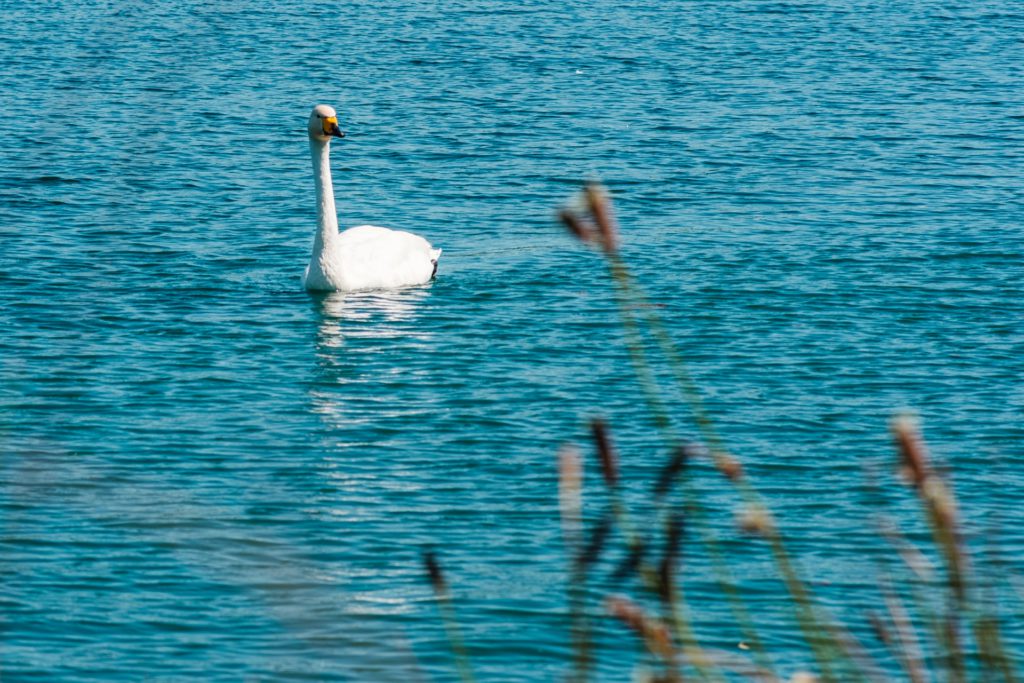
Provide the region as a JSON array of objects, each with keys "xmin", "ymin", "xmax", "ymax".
[
  {"xmin": 310, "ymin": 288, "xmax": 436, "ymax": 431},
  {"xmin": 303, "ymin": 289, "xmax": 436, "ymax": 665},
  {"xmin": 313, "ymin": 288, "xmax": 432, "ymax": 348}
]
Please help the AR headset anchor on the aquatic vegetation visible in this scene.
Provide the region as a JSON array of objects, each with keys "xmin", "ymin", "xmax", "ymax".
[{"xmin": 423, "ymin": 185, "xmax": 1020, "ymax": 682}]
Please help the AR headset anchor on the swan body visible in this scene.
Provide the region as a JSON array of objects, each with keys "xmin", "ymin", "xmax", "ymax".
[
  {"xmin": 304, "ymin": 224, "xmax": 441, "ymax": 292},
  {"xmin": 302, "ymin": 105, "xmax": 440, "ymax": 292}
]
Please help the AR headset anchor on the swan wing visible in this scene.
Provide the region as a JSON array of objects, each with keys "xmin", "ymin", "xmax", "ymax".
[{"xmin": 330, "ymin": 225, "xmax": 439, "ymax": 291}]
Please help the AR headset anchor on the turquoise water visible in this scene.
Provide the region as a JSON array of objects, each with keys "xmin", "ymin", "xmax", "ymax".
[{"xmin": 2, "ymin": 1, "xmax": 1022, "ymax": 680}]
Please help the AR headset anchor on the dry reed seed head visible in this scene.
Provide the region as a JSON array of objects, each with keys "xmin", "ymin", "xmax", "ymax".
[
  {"xmin": 895, "ymin": 540, "xmax": 935, "ymax": 582},
  {"xmin": 922, "ymin": 476, "xmax": 959, "ymax": 525},
  {"xmin": 629, "ymin": 667, "xmax": 658, "ymax": 683},
  {"xmin": 656, "ymin": 556, "xmax": 674, "ymax": 604},
  {"xmin": 659, "ymin": 508, "xmax": 686, "ymax": 599},
  {"xmin": 558, "ymin": 443, "xmax": 583, "ymax": 494},
  {"xmin": 663, "ymin": 510, "xmax": 686, "ymax": 564},
  {"xmin": 606, "ymin": 595, "xmax": 675, "ymax": 658},
  {"xmin": 653, "ymin": 445, "xmax": 693, "ymax": 498},
  {"xmin": 583, "ymin": 183, "xmax": 619, "ymax": 254},
  {"xmin": 788, "ymin": 673, "xmax": 818, "ymax": 683},
  {"xmin": 576, "ymin": 513, "xmax": 613, "ymax": 570},
  {"xmin": 606, "ymin": 595, "xmax": 644, "ymax": 629},
  {"xmin": 423, "ymin": 550, "xmax": 446, "ymax": 593},
  {"xmin": 892, "ymin": 413, "xmax": 929, "ymax": 488},
  {"xmin": 922, "ymin": 476, "xmax": 967, "ymax": 598},
  {"xmin": 557, "ymin": 444, "xmax": 583, "ymax": 550},
  {"xmin": 717, "ymin": 454, "xmax": 744, "ymax": 482},
  {"xmin": 558, "ymin": 208, "xmax": 596, "ymax": 244},
  {"xmin": 867, "ymin": 611, "xmax": 891, "ymax": 646},
  {"xmin": 630, "ymin": 667, "xmax": 677, "ymax": 683},
  {"xmin": 590, "ymin": 418, "xmax": 619, "ymax": 487},
  {"xmin": 736, "ymin": 504, "xmax": 775, "ymax": 537}
]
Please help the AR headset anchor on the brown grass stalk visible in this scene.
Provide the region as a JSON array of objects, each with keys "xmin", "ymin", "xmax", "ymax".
[{"xmin": 428, "ymin": 182, "xmax": 1022, "ymax": 683}]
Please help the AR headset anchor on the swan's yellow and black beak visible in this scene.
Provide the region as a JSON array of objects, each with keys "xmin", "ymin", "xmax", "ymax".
[{"xmin": 322, "ymin": 116, "xmax": 345, "ymax": 138}]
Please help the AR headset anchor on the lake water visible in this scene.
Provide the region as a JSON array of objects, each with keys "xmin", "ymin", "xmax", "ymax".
[{"xmin": 1, "ymin": 1, "xmax": 1022, "ymax": 680}]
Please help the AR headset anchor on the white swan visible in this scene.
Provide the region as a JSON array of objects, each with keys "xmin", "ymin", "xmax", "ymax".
[{"xmin": 302, "ymin": 104, "xmax": 441, "ymax": 292}]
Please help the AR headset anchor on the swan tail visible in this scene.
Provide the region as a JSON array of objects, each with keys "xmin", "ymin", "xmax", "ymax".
[{"xmin": 430, "ymin": 248, "xmax": 441, "ymax": 278}]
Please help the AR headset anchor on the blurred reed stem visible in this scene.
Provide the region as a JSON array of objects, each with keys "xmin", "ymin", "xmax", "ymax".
[
  {"xmin": 684, "ymin": 488, "xmax": 776, "ymax": 676},
  {"xmin": 573, "ymin": 186, "xmax": 866, "ymax": 681},
  {"xmin": 609, "ymin": 241, "xmax": 879, "ymax": 680},
  {"xmin": 423, "ymin": 181, "xmax": 1021, "ymax": 683},
  {"xmin": 423, "ymin": 551, "xmax": 476, "ymax": 683},
  {"xmin": 879, "ymin": 576, "xmax": 928, "ymax": 683}
]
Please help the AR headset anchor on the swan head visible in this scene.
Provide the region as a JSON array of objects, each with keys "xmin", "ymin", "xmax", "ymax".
[{"xmin": 308, "ymin": 104, "xmax": 345, "ymax": 142}]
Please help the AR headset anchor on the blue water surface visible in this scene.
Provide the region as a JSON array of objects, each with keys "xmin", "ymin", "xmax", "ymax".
[{"xmin": 1, "ymin": 1, "xmax": 1022, "ymax": 680}]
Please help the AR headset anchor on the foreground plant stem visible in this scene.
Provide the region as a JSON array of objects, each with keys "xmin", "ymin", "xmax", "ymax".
[
  {"xmin": 423, "ymin": 551, "xmax": 475, "ymax": 683},
  {"xmin": 546, "ymin": 182, "xmax": 1020, "ymax": 681},
  {"xmin": 602, "ymin": 228, "xmax": 871, "ymax": 681}
]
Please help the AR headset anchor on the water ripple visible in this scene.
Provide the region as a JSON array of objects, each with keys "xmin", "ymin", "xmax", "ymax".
[{"xmin": 2, "ymin": 0, "xmax": 1023, "ymax": 680}]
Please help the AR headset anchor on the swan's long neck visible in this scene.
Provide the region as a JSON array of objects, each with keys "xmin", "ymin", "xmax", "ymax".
[{"xmin": 310, "ymin": 138, "xmax": 339, "ymax": 252}]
